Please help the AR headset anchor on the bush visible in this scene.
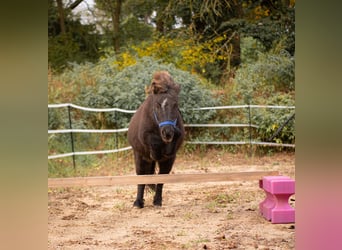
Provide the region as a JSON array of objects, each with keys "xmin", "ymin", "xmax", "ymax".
[
  {"xmin": 231, "ymin": 44, "xmax": 294, "ymax": 104},
  {"xmin": 225, "ymin": 40, "xmax": 295, "ymax": 145},
  {"xmin": 252, "ymin": 93, "xmax": 295, "ymax": 145},
  {"xmin": 48, "ymin": 109, "xmax": 61, "ymax": 130},
  {"xmin": 122, "ymin": 35, "xmax": 231, "ymax": 83},
  {"xmin": 77, "ymin": 57, "xmax": 220, "ymax": 129},
  {"xmin": 240, "ymin": 37, "xmax": 266, "ymax": 64}
]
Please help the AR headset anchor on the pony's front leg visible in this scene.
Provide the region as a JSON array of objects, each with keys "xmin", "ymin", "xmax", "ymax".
[
  {"xmin": 133, "ymin": 151, "xmax": 155, "ymax": 208},
  {"xmin": 133, "ymin": 184, "xmax": 145, "ymax": 208},
  {"xmin": 153, "ymin": 157, "xmax": 175, "ymax": 207}
]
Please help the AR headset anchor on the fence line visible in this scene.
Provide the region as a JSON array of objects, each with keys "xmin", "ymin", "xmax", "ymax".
[
  {"xmin": 48, "ymin": 128, "xmax": 129, "ymax": 134},
  {"xmin": 48, "ymin": 103, "xmax": 136, "ymax": 113},
  {"xmin": 48, "ymin": 141, "xmax": 294, "ymax": 160},
  {"xmin": 191, "ymin": 104, "xmax": 295, "ymax": 110},
  {"xmin": 186, "ymin": 141, "xmax": 295, "ymax": 148},
  {"xmin": 48, "ymin": 103, "xmax": 295, "ymax": 161},
  {"xmin": 48, "ymin": 146, "xmax": 132, "ymax": 160},
  {"xmin": 48, "ymin": 124, "xmax": 258, "ymax": 135},
  {"xmin": 184, "ymin": 123, "xmax": 259, "ymax": 128},
  {"xmin": 48, "ymin": 103, "xmax": 295, "ymax": 112}
]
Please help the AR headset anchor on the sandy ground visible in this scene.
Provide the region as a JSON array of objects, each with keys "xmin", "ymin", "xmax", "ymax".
[{"xmin": 48, "ymin": 151, "xmax": 295, "ymax": 249}]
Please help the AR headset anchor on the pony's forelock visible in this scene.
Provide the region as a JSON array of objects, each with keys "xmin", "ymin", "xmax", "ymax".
[{"xmin": 149, "ymin": 71, "xmax": 180, "ymax": 95}]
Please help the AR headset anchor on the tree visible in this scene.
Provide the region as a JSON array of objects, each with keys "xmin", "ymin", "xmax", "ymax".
[
  {"xmin": 148, "ymin": 0, "xmax": 243, "ymax": 80},
  {"xmin": 49, "ymin": 0, "xmax": 294, "ymax": 78},
  {"xmin": 48, "ymin": 0, "xmax": 101, "ymax": 70},
  {"xmin": 54, "ymin": 0, "xmax": 86, "ymax": 36},
  {"xmin": 56, "ymin": 0, "xmax": 66, "ymax": 35},
  {"xmin": 240, "ymin": 0, "xmax": 295, "ymax": 55},
  {"xmin": 95, "ymin": 0, "xmax": 123, "ymax": 53}
]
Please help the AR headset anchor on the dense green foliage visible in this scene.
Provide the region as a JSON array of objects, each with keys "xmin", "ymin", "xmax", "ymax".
[
  {"xmin": 76, "ymin": 56, "xmax": 219, "ymax": 128},
  {"xmin": 233, "ymin": 38, "xmax": 295, "ymax": 104},
  {"xmin": 228, "ymin": 37, "xmax": 295, "ymax": 146}
]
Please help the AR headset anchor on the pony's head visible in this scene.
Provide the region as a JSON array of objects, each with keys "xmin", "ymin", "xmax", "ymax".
[{"xmin": 150, "ymin": 71, "xmax": 181, "ymax": 143}]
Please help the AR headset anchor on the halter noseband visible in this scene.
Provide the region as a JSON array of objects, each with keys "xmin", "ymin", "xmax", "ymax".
[{"xmin": 153, "ymin": 112, "xmax": 178, "ymax": 128}]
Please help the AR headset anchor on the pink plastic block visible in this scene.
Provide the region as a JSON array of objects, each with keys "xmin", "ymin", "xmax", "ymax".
[
  {"xmin": 259, "ymin": 176, "xmax": 295, "ymax": 224},
  {"xmin": 259, "ymin": 176, "xmax": 290, "ymax": 219}
]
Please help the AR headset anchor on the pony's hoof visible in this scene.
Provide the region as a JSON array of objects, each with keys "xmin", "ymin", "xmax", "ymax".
[
  {"xmin": 153, "ymin": 200, "xmax": 162, "ymax": 207},
  {"xmin": 133, "ymin": 200, "xmax": 144, "ymax": 209},
  {"xmin": 153, "ymin": 204, "xmax": 162, "ymax": 209}
]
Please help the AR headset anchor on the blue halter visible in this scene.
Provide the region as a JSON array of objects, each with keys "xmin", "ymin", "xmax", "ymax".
[{"xmin": 153, "ymin": 112, "xmax": 178, "ymax": 128}]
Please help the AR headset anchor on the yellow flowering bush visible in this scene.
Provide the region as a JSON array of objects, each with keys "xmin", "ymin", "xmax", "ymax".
[
  {"xmin": 130, "ymin": 35, "xmax": 231, "ymax": 74},
  {"xmin": 102, "ymin": 35, "xmax": 232, "ymax": 80},
  {"xmin": 180, "ymin": 35, "xmax": 230, "ymax": 72},
  {"xmin": 133, "ymin": 36, "xmax": 182, "ymax": 66},
  {"xmin": 114, "ymin": 51, "xmax": 137, "ymax": 70}
]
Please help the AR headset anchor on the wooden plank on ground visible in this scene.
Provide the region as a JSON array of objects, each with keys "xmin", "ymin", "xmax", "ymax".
[{"xmin": 48, "ymin": 171, "xmax": 279, "ymax": 188}]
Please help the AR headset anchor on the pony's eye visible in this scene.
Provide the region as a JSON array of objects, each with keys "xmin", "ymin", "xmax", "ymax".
[{"xmin": 155, "ymin": 103, "xmax": 162, "ymax": 109}]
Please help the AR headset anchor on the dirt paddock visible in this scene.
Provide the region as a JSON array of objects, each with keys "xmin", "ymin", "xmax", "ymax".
[{"xmin": 48, "ymin": 151, "xmax": 295, "ymax": 249}]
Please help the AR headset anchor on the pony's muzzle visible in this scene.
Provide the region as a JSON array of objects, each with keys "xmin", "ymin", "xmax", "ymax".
[{"xmin": 161, "ymin": 126, "xmax": 174, "ymax": 143}]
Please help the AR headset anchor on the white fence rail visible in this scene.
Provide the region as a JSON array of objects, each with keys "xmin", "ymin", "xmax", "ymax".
[
  {"xmin": 48, "ymin": 103, "xmax": 295, "ymax": 111},
  {"xmin": 48, "ymin": 103, "xmax": 295, "ymax": 160},
  {"xmin": 191, "ymin": 105, "xmax": 295, "ymax": 110},
  {"xmin": 48, "ymin": 128, "xmax": 129, "ymax": 134},
  {"xmin": 48, "ymin": 146, "xmax": 133, "ymax": 160},
  {"xmin": 48, "ymin": 103, "xmax": 136, "ymax": 113}
]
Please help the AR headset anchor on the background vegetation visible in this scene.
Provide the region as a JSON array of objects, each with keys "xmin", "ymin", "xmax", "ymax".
[{"xmin": 48, "ymin": 0, "xmax": 295, "ymax": 176}]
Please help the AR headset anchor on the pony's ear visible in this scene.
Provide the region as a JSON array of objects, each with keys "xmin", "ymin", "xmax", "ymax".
[{"xmin": 174, "ymin": 83, "xmax": 181, "ymax": 94}]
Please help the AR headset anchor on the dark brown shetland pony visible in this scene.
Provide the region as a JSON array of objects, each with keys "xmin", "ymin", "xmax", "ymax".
[{"xmin": 127, "ymin": 71, "xmax": 185, "ymax": 208}]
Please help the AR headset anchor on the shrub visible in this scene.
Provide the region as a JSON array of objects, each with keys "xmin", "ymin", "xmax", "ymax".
[
  {"xmin": 231, "ymin": 43, "xmax": 294, "ymax": 104},
  {"xmin": 226, "ymin": 40, "xmax": 295, "ymax": 145},
  {"xmin": 252, "ymin": 93, "xmax": 295, "ymax": 145},
  {"xmin": 77, "ymin": 57, "xmax": 220, "ymax": 129},
  {"xmin": 124, "ymin": 35, "xmax": 231, "ymax": 83},
  {"xmin": 48, "ymin": 109, "xmax": 61, "ymax": 130},
  {"xmin": 240, "ymin": 36, "xmax": 266, "ymax": 64}
]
